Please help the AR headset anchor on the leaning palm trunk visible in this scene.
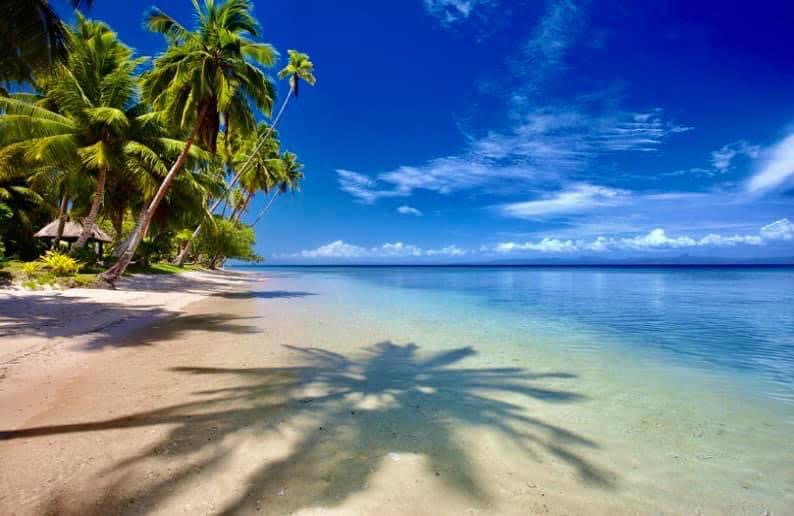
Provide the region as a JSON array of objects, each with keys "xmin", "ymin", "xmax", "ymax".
[
  {"xmin": 53, "ymin": 195, "xmax": 69, "ymax": 248},
  {"xmin": 252, "ymin": 191, "xmax": 279, "ymax": 227},
  {"xmin": 101, "ymin": 110, "xmax": 206, "ymax": 286},
  {"xmin": 231, "ymin": 191, "xmax": 253, "ymax": 223},
  {"xmin": 174, "ymin": 220, "xmax": 203, "ymax": 266},
  {"xmin": 175, "ymin": 90, "xmax": 293, "ymax": 267},
  {"xmin": 73, "ymin": 165, "xmax": 107, "ymax": 250},
  {"xmin": 112, "ymin": 207, "xmax": 147, "ymax": 257}
]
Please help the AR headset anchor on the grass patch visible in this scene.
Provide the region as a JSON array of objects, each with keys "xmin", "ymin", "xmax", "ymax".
[
  {"xmin": 2, "ymin": 259, "xmax": 202, "ymax": 289},
  {"xmin": 125, "ymin": 262, "xmax": 201, "ymax": 275}
]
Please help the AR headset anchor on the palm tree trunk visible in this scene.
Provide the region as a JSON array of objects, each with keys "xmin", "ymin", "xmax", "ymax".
[
  {"xmin": 73, "ymin": 165, "xmax": 107, "ymax": 250},
  {"xmin": 252, "ymin": 191, "xmax": 279, "ymax": 227},
  {"xmin": 53, "ymin": 195, "xmax": 68, "ymax": 248},
  {"xmin": 174, "ymin": 91, "xmax": 293, "ymax": 268},
  {"xmin": 230, "ymin": 191, "xmax": 253, "ymax": 223},
  {"xmin": 174, "ymin": 221, "xmax": 202, "ymax": 266},
  {"xmin": 113, "ymin": 207, "xmax": 146, "ymax": 257},
  {"xmin": 101, "ymin": 108, "xmax": 206, "ymax": 286}
]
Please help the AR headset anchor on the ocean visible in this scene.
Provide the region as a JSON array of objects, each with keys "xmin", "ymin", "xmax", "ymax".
[{"xmin": 232, "ymin": 265, "xmax": 794, "ymax": 512}]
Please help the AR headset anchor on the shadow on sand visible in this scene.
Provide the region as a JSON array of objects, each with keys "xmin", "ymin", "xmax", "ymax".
[
  {"xmin": 1, "ymin": 339, "xmax": 615, "ymax": 514},
  {"xmin": 0, "ymin": 279, "xmax": 313, "ymax": 349}
]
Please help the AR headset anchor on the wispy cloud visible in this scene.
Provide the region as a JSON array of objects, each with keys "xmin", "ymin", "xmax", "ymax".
[
  {"xmin": 285, "ymin": 240, "xmax": 467, "ymax": 259},
  {"xmin": 746, "ymin": 132, "xmax": 794, "ymax": 194},
  {"xmin": 513, "ymin": 0, "xmax": 588, "ymax": 92},
  {"xmin": 422, "ymin": 0, "xmax": 493, "ymax": 24},
  {"xmin": 339, "ymin": 0, "xmax": 688, "ymax": 204},
  {"xmin": 760, "ymin": 217, "xmax": 794, "ymax": 240},
  {"xmin": 711, "ymin": 140, "xmax": 760, "ymax": 172},
  {"xmin": 337, "ymin": 103, "xmax": 688, "ymax": 203},
  {"xmin": 397, "ymin": 205, "xmax": 424, "ymax": 216},
  {"xmin": 336, "ymin": 170, "xmax": 404, "ymax": 204},
  {"xmin": 496, "ymin": 183, "xmax": 629, "ymax": 219}
]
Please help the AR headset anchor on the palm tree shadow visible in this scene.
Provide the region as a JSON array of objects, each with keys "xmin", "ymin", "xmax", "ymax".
[{"xmin": 4, "ymin": 341, "xmax": 615, "ymax": 514}]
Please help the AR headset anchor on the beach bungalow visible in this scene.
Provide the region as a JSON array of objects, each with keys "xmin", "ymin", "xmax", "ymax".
[{"xmin": 34, "ymin": 219, "xmax": 112, "ymax": 256}]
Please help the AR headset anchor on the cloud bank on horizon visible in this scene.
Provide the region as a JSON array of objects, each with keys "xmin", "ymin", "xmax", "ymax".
[{"xmin": 283, "ymin": 218, "xmax": 793, "ymax": 262}]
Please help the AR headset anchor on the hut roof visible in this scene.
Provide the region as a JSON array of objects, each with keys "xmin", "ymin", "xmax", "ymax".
[{"xmin": 34, "ymin": 219, "xmax": 112, "ymax": 243}]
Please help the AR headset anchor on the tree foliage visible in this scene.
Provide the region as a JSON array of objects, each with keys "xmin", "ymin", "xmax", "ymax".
[
  {"xmin": 194, "ymin": 217, "xmax": 259, "ymax": 268},
  {"xmin": 0, "ymin": 2, "xmax": 315, "ymax": 280}
]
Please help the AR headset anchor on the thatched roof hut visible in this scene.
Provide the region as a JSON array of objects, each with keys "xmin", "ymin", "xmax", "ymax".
[{"xmin": 34, "ymin": 219, "xmax": 112, "ymax": 243}]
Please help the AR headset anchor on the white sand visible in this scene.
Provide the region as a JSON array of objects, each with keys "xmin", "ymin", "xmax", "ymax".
[{"xmin": 0, "ymin": 270, "xmax": 254, "ymax": 432}]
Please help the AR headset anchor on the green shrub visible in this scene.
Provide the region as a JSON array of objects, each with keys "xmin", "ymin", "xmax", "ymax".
[
  {"xmin": 39, "ymin": 251, "xmax": 81, "ymax": 276},
  {"xmin": 37, "ymin": 273, "xmax": 57, "ymax": 286},
  {"xmin": 70, "ymin": 246, "xmax": 100, "ymax": 266},
  {"xmin": 21, "ymin": 261, "xmax": 40, "ymax": 279},
  {"xmin": 194, "ymin": 218, "xmax": 260, "ymax": 269}
]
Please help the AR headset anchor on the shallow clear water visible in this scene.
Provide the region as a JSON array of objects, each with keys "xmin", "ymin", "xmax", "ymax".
[
  {"xmin": 240, "ymin": 266, "xmax": 794, "ymax": 406},
  {"xmin": 231, "ymin": 265, "xmax": 794, "ymax": 512}
]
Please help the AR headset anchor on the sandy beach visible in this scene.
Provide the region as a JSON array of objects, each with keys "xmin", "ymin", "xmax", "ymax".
[{"xmin": 0, "ymin": 269, "xmax": 789, "ymax": 515}]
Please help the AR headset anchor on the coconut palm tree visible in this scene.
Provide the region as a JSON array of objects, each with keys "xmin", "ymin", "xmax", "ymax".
[
  {"xmin": 221, "ymin": 49, "xmax": 316, "ymax": 196},
  {"xmin": 174, "ymin": 123, "xmax": 282, "ymax": 265},
  {"xmin": 251, "ymin": 151, "xmax": 303, "ymax": 226},
  {"xmin": 0, "ymin": 0, "xmax": 94, "ymax": 89},
  {"xmin": 0, "ymin": 16, "xmax": 152, "ymax": 252},
  {"xmin": 101, "ymin": 0, "xmax": 276, "ymax": 285},
  {"xmin": 231, "ymin": 135, "xmax": 285, "ymax": 223}
]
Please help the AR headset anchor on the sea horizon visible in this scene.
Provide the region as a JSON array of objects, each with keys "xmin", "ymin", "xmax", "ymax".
[{"xmin": 234, "ymin": 262, "xmax": 794, "ymax": 268}]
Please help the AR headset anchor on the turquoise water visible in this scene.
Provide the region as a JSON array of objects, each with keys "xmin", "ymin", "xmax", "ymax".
[
  {"xmin": 240, "ymin": 265, "xmax": 794, "ymax": 407},
  {"xmin": 229, "ymin": 265, "xmax": 794, "ymax": 512}
]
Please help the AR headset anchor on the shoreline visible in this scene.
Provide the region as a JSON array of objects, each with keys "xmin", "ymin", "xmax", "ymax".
[{"xmin": 0, "ymin": 269, "xmax": 789, "ymax": 514}]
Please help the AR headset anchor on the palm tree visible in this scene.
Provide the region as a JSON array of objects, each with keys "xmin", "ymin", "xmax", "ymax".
[
  {"xmin": 173, "ymin": 50, "xmax": 314, "ymax": 267},
  {"xmin": 231, "ymin": 135, "xmax": 285, "ymax": 223},
  {"xmin": 101, "ymin": 0, "xmax": 276, "ymax": 285},
  {"xmin": 174, "ymin": 123, "xmax": 282, "ymax": 266},
  {"xmin": 0, "ymin": 16, "xmax": 151, "ymax": 252},
  {"xmin": 221, "ymin": 50, "xmax": 316, "ymax": 196},
  {"xmin": 252, "ymin": 151, "xmax": 303, "ymax": 226},
  {"xmin": 0, "ymin": 0, "xmax": 94, "ymax": 89},
  {"xmin": 0, "ymin": 173, "xmax": 51, "ymax": 259}
]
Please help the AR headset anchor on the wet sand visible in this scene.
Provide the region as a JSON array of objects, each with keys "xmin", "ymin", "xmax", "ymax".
[{"xmin": 0, "ymin": 272, "xmax": 790, "ymax": 514}]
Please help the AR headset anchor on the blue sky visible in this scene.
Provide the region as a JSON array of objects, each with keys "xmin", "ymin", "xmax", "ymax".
[{"xmin": 61, "ymin": 0, "xmax": 794, "ymax": 263}]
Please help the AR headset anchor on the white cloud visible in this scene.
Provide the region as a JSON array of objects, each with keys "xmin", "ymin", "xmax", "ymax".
[
  {"xmin": 497, "ymin": 183, "xmax": 629, "ymax": 219},
  {"xmin": 495, "ymin": 238, "xmax": 579, "ymax": 253},
  {"xmin": 710, "ymin": 140, "xmax": 760, "ymax": 172},
  {"xmin": 490, "ymin": 220, "xmax": 790, "ymax": 254},
  {"xmin": 397, "ymin": 205, "xmax": 423, "ymax": 216},
  {"xmin": 422, "ymin": 0, "xmax": 492, "ymax": 24},
  {"xmin": 426, "ymin": 245, "xmax": 467, "ymax": 256},
  {"xmin": 337, "ymin": 169, "xmax": 405, "ymax": 204},
  {"xmin": 286, "ymin": 219, "xmax": 792, "ymax": 260},
  {"xmin": 297, "ymin": 240, "xmax": 369, "ymax": 259},
  {"xmin": 746, "ymin": 133, "xmax": 794, "ymax": 194},
  {"xmin": 289, "ymin": 241, "xmax": 467, "ymax": 259},
  {"xmin": 760, "ymin": 218, "xmax": 794, "ymax": 240}
]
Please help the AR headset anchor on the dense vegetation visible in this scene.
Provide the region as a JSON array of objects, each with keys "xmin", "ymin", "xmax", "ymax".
[{"xmin": 0, "ymin": 0, "xmax": 313, "ymax": 287}]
